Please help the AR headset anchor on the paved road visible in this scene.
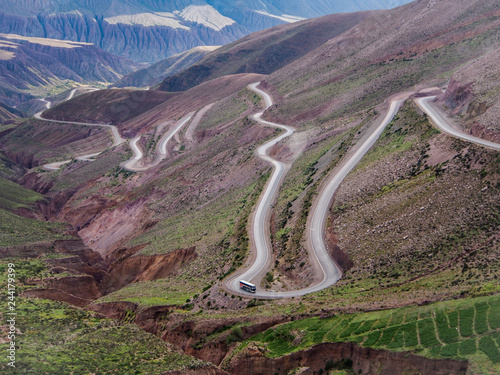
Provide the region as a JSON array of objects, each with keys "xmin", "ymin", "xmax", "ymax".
[
  {"xmin": 416, "ymin": 96, "xmax": 500, "ymax": 151},
  {"xmin": 122, "ymin": 113, "xmax": 193, "ymax": 172},
  {"xmin": 227, "ymin": 83, "xmax": 295, "ymax": 297},
  {"xmin": 37, "ymin": 90, "xmax": 116, "ymax": 170},
  {"xmin": 35, "ymin": 111, "xmax": 126, "ymax": 148},
  {"xmin": 227, "ymin": 84, "xmax": 406, "ymax": 298}
]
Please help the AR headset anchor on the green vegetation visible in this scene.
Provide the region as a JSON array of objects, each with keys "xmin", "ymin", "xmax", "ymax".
[
  {"xmin": 271, "ymin": 123, "xmax": 361, "ymax": 274},
  {"xmin": 0, "ymin": 176, "xmax": 45, "ymax": 211},
  {"xmin": 131, "ymin": 172, "xmax": 267, "ymax": 258},
  {"xmin": 317, "ymin": 101, "xmax": 500, "ymax": 309},
  {"xmin": 96, "ymin": 275, "xmax": 203, "ymax": 307},
  {"xmin": 0, "ymin": 152, "xmax": 21, "ymax": 180},
  {"xmin": 0, "ymin": 260, "xmax": 206, "ymax": 374},
  {"xmin": 115, "ymin": 172, "xmax": 268, "ymax": 307},
  {"xmin": 354, "ymin": 105, "xmax": 439, "ymax": 171},
  {"xmin": 0, "ymin": 177, "xmax": 72, "ymax": 247},
  {"xmin": 198, "ymin": 91, "xmax": 250, "ymax": 131},
  {"xmin": 233, "ymin": 295, "xmax": 500, "ymax": 372}
]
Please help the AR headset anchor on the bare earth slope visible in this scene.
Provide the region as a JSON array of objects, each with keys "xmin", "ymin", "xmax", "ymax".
[
  {"xmin": 112, "ymin": 46, "xmax": 219, "ymax": 88},
  {"xmin": 158, "ymin": 11, "xmax": 374, "ymax": 92},
  {"xmin": 0, "ymin": 33, "xmax": 140, "ymax": 107},
  {"xmin": 1, "ymin": 1, "xmax": 499, "ymax": 374},
  {"xmin": 439, "ymin": 48, "xmax": 500, "ymax": 142},
  {"xmin": 266, "ymin": 0, "xmax": 500, "ymax": 126}
]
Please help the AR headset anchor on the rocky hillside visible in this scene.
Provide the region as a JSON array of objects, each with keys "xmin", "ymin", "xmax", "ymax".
[
  {"xmin": 158, "ymin": 11, "xmax": 374, "ymax": 92},
  {"xmin": 0, "ymin": 101, "xmax": 22, "ymax": 124},
  {"xmin": 439, "ymin": 48, "xmax": 500, "ymax": 142},
  {"xmin": 0, "ymin": 0, "xmax": 499, "ymax": 374},
  {"xmin": 112, "ymin": 46, "xmax": 219, "ymax": 88},
  {"xmin": 0, "ymin": 0, "xmax": 413, "ymax": 63},
  {"xmin": 263, "ymin": 0, "xmax": 500, "ymax": 126},
  {"xmin": 0, "ymin": 34, "xmax": 139, "ymax": 107}
]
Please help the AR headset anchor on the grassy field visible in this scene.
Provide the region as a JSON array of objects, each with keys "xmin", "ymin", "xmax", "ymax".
[
  {"xmin": 230, "ymin": 294, "xmax": 500, "ymax": 374},
  {"xmin": 0, "ymin": 176, "xmax": 44, "ymax": 211},
  {"xmin": 197, "ymin": 89, "xmax": 252, "ymax": 131},
  {"xmin": 0, "ymin": 260, "xmax": 208, "ymax": 374},
  {"xmin": 95, "ymin": 274, "xmax": 203, "ymax": 307},
  {"xmin": 0, "ymin": 177, "xmax": 72, "ymax": 247}
]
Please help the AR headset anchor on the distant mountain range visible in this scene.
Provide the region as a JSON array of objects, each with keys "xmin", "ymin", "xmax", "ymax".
[
  {"xmin": 0, "ymin": 0, "xmax": 414, "ymax": 63},
  {"xmin": 0, "ymin": 33, "xmax": 139, "ymax": 108},
  {"xmin": 112, "ymin": 46, "xmax": 218, "ymax": 88}
]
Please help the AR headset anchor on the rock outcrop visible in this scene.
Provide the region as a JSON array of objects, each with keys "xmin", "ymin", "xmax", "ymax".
[
  {"xmin": 439, "ymin": 49, "xmax": 500, "ymax": 143},
  {"xmin": 19, "ymin": 239, "xmax": 197, "ymax": 310},
  {"xmin": 226, "ymin": 342, "xmax": 468, "ymax": 375}
]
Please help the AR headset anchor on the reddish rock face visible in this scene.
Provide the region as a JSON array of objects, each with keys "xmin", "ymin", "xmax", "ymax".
[
  {"xmin": 226, "ymin": 342, "xmax": 468, "ymax": 375},
  {"xmin": 18, "ymin": 238, "xmax": 197, "ymax": 312},
  {"xmin": 100, "ymin": 247, "xmax": 197, "ymax": 293}
]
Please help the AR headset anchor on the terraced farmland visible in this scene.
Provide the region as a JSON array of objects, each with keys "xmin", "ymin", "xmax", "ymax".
[{"xmin": 234, "ymin": 294, "xmax": 500, "ymax": 372}]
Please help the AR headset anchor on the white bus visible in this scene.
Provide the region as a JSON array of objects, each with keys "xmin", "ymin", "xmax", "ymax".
[{"xmin": 239, "ymin": 280, "xmax": 256, "ymax": 293}]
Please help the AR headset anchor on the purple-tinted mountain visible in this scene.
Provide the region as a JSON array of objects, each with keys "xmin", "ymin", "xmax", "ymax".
[
  {"xmin": 0, "ymin": 0, "xmax": 414, "ymax": 63},
  {"xmin": 0, "ymin": 34, "xmax": 140, "ymax": 107}
]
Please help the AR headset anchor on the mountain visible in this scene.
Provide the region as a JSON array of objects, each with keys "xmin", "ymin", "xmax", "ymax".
[
  {"xmin": 0, "ymin": 33, "xmax": 140, "ymax": 107},
  {"xmin": 158, "ymin": 11, "xmax": 374, "ymax": 92},
  {"xmin": 263, "ymin": 0, "xmax": 500, "ymax": 126},
  {"xmin": 0, "ymin": 0, "xmax": 414, "ymax": 62},
  {"xmin": 1, "ymin": 0, "xmax": 499, "ymax": 374},
  {"xmin": 0, "ymin": 101, "xmax": 22, "ymax": 124},
  {"xmin": 439, "ymin": 48, "xmax": 500, "ymax": 142},
  {"xmin": 112, "ymin": 46, "xmax": 219, "ymax": 88}
]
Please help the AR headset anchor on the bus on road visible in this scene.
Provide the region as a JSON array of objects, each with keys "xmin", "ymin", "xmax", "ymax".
[{"xmin": 239, "ymin": 280, "xmax": 256, "ymax": 293}]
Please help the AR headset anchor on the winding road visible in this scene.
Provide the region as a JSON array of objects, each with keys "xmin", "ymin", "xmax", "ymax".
[
  {"xmin": 227, "ymin": 83, "xmax": 408, "ymax": 298},
  {"xmin": 226, "ymin": 84, "xmax": 500, "ymax": 299},
  {"xmin": 122, "ymin": 113, "xmax": 193, "ymax": 172},
  {"xmin": 34, "ymin": 111, "xmax": 126, "ymax": 148},
  {"xmin": 36, "ymin": 83, "xmax": 499, "ymax": 298},
  {"xmin": 36, "ymin": 88, "xmax": 126, "ymax": 170},
  {"xmin": 35, "ymin": 88, "xmax": 193, "ymax": 172},
  {"xmin": 226, "ymin": 83, "xmax": 295, "ymax": 297},
  {"xmin": 416, "ymin": 96, "xmax": 500, "ymax": 151}
]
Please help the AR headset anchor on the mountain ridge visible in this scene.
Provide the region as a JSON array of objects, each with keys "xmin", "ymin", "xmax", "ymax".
[
  {"xmin": 0, "ymin": 33, "xmax": 140, "ymax": 108},
  {"xmin": 0, "ymin": 0, "xmax": 499, "ymax": 373},
  {"xmin": 112, "ymin": 45, "xmax": 219, "ymax": 88},
  {"xmin": 0, "ymin": 0, "xmax": 414, "ymax": 62}
]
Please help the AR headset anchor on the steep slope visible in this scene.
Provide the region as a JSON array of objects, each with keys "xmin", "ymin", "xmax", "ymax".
[
  {"xmin": 0, "ymin": 0, "xmax": 413, "ymax": 62},
  {"xmin": 42, "ymin": 89, "xmax": 173, "ymax": 131},
  {"xmin": 158, "ymin": 11, "xmax": 374, "ymax": 92},
  {"xmin": 43, "ymin": 73, "xmax": 265, "ymax": 137},
  {"xmin": 0, "ymin": 101, "xmax": 22, "ymax": 124},
  {"xmin": 265, "ymin": 0, "xmax": 500, "ymax": 125},
  {"xmin": 439, "ymin": 48, "xmax": 500, "ymax": 142},
  {"xmin": 0, "ymin": 34, "xmax": 140, "ymax": 107},
  {"xmin": 112, "ymin": 46, "xmax": 219, "ymax": 88},
  {"xmin": 0, "ymin": 3, "xmax": 246, "ymax": 63},
  {"xmin": 1, "ymin": 1, "xmax": 499, "ymax": 374}
]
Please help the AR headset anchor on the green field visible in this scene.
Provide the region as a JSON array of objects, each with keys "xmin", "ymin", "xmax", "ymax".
[
  {"xmin": 0, "ymin": 177, "xmax": 72, "ymax": 247},
  {"xmin": 0, "ymin": 260, "xmax": 208, "ymax": 374},
  {"xmin": 232, "ymin": 294, "xmax": 500, "ymax": 373}
]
